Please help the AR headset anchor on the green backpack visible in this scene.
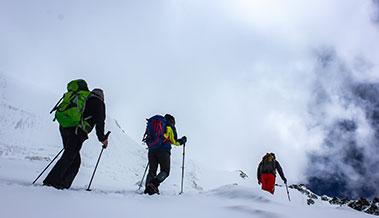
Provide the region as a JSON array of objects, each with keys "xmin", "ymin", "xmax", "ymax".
[{"xmin": 50, "ymin": 79, "xmax": 92, "ymax": 133}]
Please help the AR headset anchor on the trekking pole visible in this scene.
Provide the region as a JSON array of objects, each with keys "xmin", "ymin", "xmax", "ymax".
[
  {"xmin": 285, "ymin": 183, "xmax": 291, "ymax": 202},
  {"xmin": 179, "ymin": 143, "xmax": 186, "ymax": 195},
  {"xmin": 138, "ymin": 162, "xmax": 149, "ymax": 191},
  {"xmin": 86, "ymin": 131, "xmax": 110, "ymax": 191},
  {"xmin": 86, "ymin": 147, "xmax": 104, "ymax": 191},
  {"xmin": 32, "ymin": 148, "xmax": 64, "ymax": 185}
]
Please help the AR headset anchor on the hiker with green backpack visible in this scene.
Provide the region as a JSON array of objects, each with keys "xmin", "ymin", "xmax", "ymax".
[{"xmin": 43, "ymin": 80, "xmax": 109, "ymax": 190}]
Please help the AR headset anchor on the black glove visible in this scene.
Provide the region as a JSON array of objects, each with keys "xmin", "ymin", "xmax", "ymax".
[
  {"xmin": 182, "ymin": 136, "xmax": 187, "ymax": 144},
  {"xmin": 178, "ymin": 136, "xmax": 187, "ymax": 145},
  {"xmin": 283, "ymin": 178, "xmax": 287, "ymax": 184}
]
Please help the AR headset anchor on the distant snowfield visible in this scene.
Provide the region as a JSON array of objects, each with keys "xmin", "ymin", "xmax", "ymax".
[{"xmin": 0, "ymin": 73, "xmax": 370, "ymax": 218}]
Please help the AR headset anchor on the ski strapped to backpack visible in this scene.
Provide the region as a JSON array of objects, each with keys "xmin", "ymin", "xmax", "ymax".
[
  {"xmin": 142, "ymin": 115, "xmax": 168, "ymax": 149},
  {"xmin": 50, "ymin": 79, "xmax": 92, "ymax": 133}
]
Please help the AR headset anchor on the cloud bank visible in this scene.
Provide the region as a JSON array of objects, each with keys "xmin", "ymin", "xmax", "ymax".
[{"xmin": 306, "ymin": 48, "xmax": 379, "ymax": 199}]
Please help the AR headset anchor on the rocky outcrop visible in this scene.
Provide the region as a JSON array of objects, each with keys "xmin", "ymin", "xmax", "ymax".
[
  {"xmin": 290, "ymin": 184, "xmax": 379, "ymax": 216},
  {"xmin": 289, "ymin": 184, "xmax": 318, "ymax": 200},
  {"xmin": 238, "ymin": 170, "xmax": 249, "ymax": 179},
  {"xmin": 347, "ymin": 198, "xmax": 379, "ymax": 216}
]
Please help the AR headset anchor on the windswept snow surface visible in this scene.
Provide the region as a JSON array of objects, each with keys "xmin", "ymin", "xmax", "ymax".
[
  {"xmin": 0, "ymin": 176, "xmax": 370, "ymax": 218},
  {"xmin": 0, "ymin": 74, "xmax": 370, "ymax": 217}
]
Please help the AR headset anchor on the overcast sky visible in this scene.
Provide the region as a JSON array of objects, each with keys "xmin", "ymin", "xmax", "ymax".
[{"xmin": 1, "ymin": 0, "xmax": 379, "ymax": 182}]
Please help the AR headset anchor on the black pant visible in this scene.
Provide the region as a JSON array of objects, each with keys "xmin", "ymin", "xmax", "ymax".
[
  {"xmin": 145, "ymin": 150, "xmax": 171, "ymax": 187},
  {"xmin": 44, "ymin": 127, "xmax": 86, "ymax": 188}
]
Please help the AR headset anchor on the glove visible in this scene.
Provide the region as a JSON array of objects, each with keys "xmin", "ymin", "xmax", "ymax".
[
  {"xmin": 102, "ymin": 139, "xmax": 109, "ymax": 149},
  {"xmin": 178, "ymin": 136, "xmax": 187, "ymax": 145},
  {"xmin": 181, "ymin": 136, "xmax": 187, "ymax": 144},
  {"xmin": 102, "ymin": 131, "xmax": 111, "ymax": 149},
  {"xmin": 283, "ymin": 178, "xmax": 287, "ymax": 184},
  {"xmin": 258, "ymin": 181, "xmax": 261, "ymax": 185}
]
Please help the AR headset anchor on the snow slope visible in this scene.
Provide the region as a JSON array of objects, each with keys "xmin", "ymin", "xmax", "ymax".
[
  {"xmin": 0, "ymin": 73, "xmax": 371, "ymax": 218},
  {"xmin": 0, "ymin": 180, "xmax": 369, "ymax": 218},
  {"xmin": 0, "ymin": 73, "xmax": 204, "ymax": 193}
]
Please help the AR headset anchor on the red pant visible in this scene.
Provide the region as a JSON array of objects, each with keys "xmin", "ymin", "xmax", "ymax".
[{"xmin": 260, "ymin": 173, "xmax": 276, "ymax": 194}]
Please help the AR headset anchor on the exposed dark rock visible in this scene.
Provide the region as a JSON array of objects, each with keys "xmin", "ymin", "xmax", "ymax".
[
  {"xmin": 238, "ymin": 170, "xmax": 248, "ymax": 179},
  {"xmin": 321, "ymin": 195, "xmax": 329, "ymax": 201},
  {"xmin": 290, "ymin": 184, "xmax": 318, "ymax": 200},
  {"xmin": 348, "ymin": 198, "xmax": 370, "ymax": 211},
  {"xmin": 366, "ymin": 203, "xmax": 379, "ymax": 216},
  {"xmin": 307, "ymin": 199, "xmax": 315, "ymax": 205},
  {"xmin": 360, "ymin": 198, "xmax": 370, "ymax": 206},
  {"xmin": 309, "ymin": 193, "xmax": 318, "ymax": 200},
  {"xmin": 341, "ymin": 198, "xmax": 350, "ymax": 205},
  {"xmin": 330, "ymin": 197, "xmax": 344, "ymax": 205}
]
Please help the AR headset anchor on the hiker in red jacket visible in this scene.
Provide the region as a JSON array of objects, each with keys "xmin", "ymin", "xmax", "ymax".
[{"xmin": 257, "ymin": 153, "xmax": 287, "ymax": 194}]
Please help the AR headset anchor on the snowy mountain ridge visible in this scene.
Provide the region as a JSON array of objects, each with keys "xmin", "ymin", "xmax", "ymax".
[{"xmin": 0, "ymin": 72, "xmax": 374, "ymax": 218}]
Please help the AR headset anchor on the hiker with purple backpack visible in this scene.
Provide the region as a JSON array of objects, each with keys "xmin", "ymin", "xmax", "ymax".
[{"xmin": 142, "ymin": 114, "xmax": 187, "ymax": 195}]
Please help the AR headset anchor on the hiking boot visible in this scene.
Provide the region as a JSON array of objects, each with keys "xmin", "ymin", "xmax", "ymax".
[
  {"xmin": 43, "ymin": 180, "xmax": 65, "ymax": 190},
  {"xmin": 43, "ymin": 180, "xmax": 52, "ymax": 187},
  {"xmin": 144, "ymin": 185, "xmax": 152, "ymax": 194},
  {"xmin": 144, "ymin": 187, "xmax": 149, "ymax": 194},
  {"xmin": 51, "ymin": 183, "xmax": 66, "ymax": 190},
  {"xmin": 145, "ymin": 183, "xmax": 160, "ymax": 195}
]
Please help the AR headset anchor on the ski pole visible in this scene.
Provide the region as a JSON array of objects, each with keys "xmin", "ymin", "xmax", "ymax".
[
  {"xmin": 86, "ymin": 147, "xmax": 104, "ymax": 191},
  {"xmin": 138, "ymin": 162, "xmax": 149, "ymax": 190},
  {"xmin": 285, "ymin": 183, "xmax": 291, "ymax": 202},
  {"xmin": 86, "ymin": 131, "xmax": 110, "ymax": 191},
  {"xmin": 179, "ymin": 143, "xmax": 186, "ymax": 195},
  {"xmin": 32, "ymin": 148, "xmax": 64, "ymax": 185}
]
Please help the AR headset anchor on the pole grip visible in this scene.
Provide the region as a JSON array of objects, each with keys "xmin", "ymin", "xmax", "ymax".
[{"xmin": 105, "ymin": 131, "xmax": 111, "ymax": 139}]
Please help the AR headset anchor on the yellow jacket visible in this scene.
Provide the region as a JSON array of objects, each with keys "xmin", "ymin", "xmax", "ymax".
[{"xmin": 164, "ymin": 126, "xmax": 181, "ymax": 146}]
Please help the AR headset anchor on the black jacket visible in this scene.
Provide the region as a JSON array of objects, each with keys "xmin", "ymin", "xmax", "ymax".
[
  {"xmin": 82, "ymin": 96, "xmax": 106, "ymax": 142},
  {"xmin": 257, "ymin": 160, "xmax": 286, "ymax": 182}
]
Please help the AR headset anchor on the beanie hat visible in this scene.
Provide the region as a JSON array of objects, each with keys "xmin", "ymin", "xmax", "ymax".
[
  {"xmin": 164, "ymin": 114, "xmax": 175, "ymax": 125},
  {"xmin": 91, "ymin": 88, "xmax": 104, "ymax": 102}
]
